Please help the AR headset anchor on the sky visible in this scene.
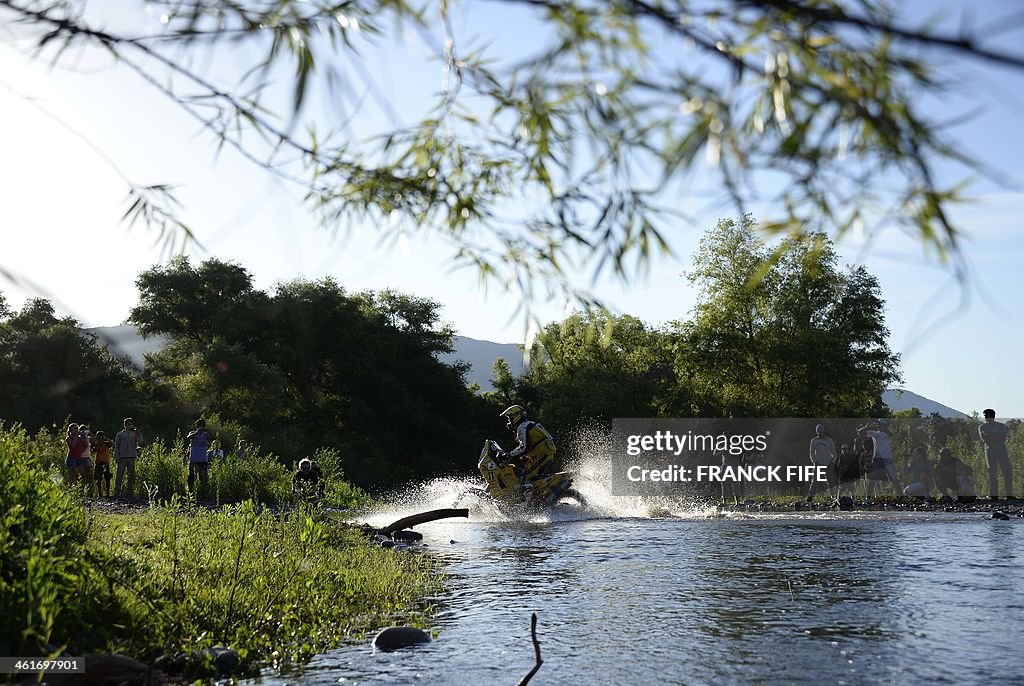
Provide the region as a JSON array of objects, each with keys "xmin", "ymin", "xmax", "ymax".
[{"xmin": 0, "ymin": 0, "xmax": 1022, "ymax": 417}]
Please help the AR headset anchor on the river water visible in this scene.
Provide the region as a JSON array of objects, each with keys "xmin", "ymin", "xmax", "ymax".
[{"xmin": 259, "ymin": 475, "xmax": 1024, "ymax": 686}]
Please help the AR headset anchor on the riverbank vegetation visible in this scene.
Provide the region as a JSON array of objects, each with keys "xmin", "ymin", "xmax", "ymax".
[{"xmin": 0, "ymin": 425, "xmax": 439, "ymax": 673}]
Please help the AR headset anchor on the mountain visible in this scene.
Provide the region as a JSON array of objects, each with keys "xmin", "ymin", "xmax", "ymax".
[
  {"xmin": 87, "ymin": 325, "xmax": 524, "ymax": 389},
  {"xmin": 87, "ymin": 325, "xmax": 168, "ymax": 368},
  {"xmin": 441, "ymin": 336, "xmax": 525, "ymax": 390},
  {"xmin": 881, "ymin": 389, "xmax": 968, "ymax": 418},
  {"xmin": 87, "ymin": 326, "xmax": 966, "ymax": 414}
]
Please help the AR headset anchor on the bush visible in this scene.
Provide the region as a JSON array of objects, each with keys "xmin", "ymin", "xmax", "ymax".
[
  {"xmin": 0, "ymin": 424, "xmax": 96, "ymax": 656},
  {"xmin": 209, "ymin": 452, "xmax": 291, "ymax": 505},
  {"xmin": 131, "ymin": 437, "xmax": 188, "ymax": 501}
]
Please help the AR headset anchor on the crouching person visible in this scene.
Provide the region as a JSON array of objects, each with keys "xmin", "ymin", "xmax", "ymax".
[{"xmin": 934, "ymin": 447, "xmax": 977, "ymax": 503}]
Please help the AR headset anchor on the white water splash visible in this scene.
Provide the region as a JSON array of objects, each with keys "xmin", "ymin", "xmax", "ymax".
[{"xmin": 361, "ymin": 425, "xmax": 720, "ymax": 528}]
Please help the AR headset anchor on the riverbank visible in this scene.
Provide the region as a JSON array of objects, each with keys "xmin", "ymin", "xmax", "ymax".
[{"xmin": 0, "ymin": 425, "xmax": 442, "ymax": 681}]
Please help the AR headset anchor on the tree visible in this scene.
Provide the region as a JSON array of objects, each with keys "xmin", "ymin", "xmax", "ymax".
[
  {"xmin": 129, "ymin": 257, "xmax": 495, "ymax": 484},
  {"xmin": 678, "ymin": 215, "xmax": 900, "ymax": 416},
  {"xmin": 506, "ymin": 311, "xmax": 680, "ymax": 430},
  {"xmin": 4, "ymin": 0, "xmax": 1022, "ymax": 310},
  {"xmin": 0, "ymin": 295, "xmax": 142, "ymax": 431}
]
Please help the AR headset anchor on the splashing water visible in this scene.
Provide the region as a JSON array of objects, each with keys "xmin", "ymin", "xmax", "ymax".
[{"xmin": 361, "ymin": 427, "xmax": 719, "ymax": 528}]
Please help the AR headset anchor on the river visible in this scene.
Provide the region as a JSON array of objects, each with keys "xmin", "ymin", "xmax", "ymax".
[{"xmin": 256, "ymin": 476, "xmax": 1024, "ymax": 685}]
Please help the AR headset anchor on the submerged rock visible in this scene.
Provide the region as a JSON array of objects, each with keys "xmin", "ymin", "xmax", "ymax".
[
  {"xmin": 991, "ymin": 511, "xmax": 1010, "ymax": 521},
  {"xmin": 372, "ymin": 626, "xmax": 431, "ymax": 652}
]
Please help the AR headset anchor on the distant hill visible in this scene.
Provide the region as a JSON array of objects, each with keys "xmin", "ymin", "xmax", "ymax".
[
  {"xmin": 881, "ymin": 388, "xmax": 968, "ymax": 418},
  {"xmin": 87, "ymin": 325, "xmax": 524, "ymax": 389},
  {"xmin": 87, "ymin": 325, "xmax": 168, "ymax": 368},
  {"xmin": 87, "ymin": 326, "xmax": 966, "ymax": 413},
  {"xmin": 441, "ymin": 336, "xmax": 525, "ymax": 390}
]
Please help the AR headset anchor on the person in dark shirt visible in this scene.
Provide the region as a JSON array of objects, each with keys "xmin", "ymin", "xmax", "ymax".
[{"xmin": 292, "ymin": 458, "xmax": 324, "ymax": 500}]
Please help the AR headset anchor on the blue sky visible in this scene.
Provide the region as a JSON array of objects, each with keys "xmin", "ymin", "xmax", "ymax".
[{"xmin": 0, "ymin": 0, "xmax": 1022, "ymax": 416}]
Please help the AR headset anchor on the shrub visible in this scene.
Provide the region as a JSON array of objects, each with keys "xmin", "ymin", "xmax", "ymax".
[{"xmin": 0, "ymin": 424, "xmax": 96, "ymax": 656}]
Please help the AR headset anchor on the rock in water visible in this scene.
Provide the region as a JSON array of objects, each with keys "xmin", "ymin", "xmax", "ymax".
[
  {"xmin": 991, "ymin": 511, "xmax": 1010, "ymax": 520},
  {"xmin": 392, "ymin": 529, "xmax": 424, "ymax": 542},
  {"xmin": 372, "ymin": 626, "xmax": 431, "ymax": 652}
]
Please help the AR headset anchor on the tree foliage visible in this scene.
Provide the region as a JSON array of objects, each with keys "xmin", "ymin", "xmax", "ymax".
[
  {"xmin": 3, "ymin": 0, "xmax": 1023, "ymax": 310},
  {"xmin": 500, "ymin": 217, "xmax": 901, "ymax": 425},
  {"xmin": 130, "ymin": 257, "xmax": 496, "ymax": 484},
  {"xmin": 0, "ymin": 294, "xmax": 141, "ymax": 431},
  {"xmin": 678, "ymin": 215, "xmax": 901, "ymax": 416}
]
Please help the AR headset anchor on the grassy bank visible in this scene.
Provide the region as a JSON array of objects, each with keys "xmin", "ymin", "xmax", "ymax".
[{"xmin": 0, "ymin": 424, "xmax": 440, "ymax": 674}]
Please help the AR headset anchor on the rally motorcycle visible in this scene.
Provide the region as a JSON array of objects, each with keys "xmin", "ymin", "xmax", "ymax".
[{"xmin": 458, "ymin": 439, "xmax": 588, "ymax": 510}]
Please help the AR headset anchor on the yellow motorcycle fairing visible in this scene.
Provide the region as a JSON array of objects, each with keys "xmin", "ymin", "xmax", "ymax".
[{"xmin": 477, "ymin": 452, "xmax": 573, "ymax": 506}]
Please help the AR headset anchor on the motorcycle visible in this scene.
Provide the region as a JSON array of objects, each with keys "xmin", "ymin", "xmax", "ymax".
[{"xmin": 459, "ymin": 439, "xmax": 588, "ymax": 510}]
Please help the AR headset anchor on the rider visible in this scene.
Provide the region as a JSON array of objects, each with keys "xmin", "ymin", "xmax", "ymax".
[{"xmin": 499, "ymin": 405, "xmax": 556, "ymax": 484}]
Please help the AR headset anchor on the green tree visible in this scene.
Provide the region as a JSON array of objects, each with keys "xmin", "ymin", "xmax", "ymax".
[
  {"xmin": 678, "ymin": 216, "xmax": 901, "ymax": 416},
  {"xmin": 510, "ymin": 311, "xmax": 680, "ymax": 430},
  {"xmin": 4, "ymin": 1, "xmax": 1022, "ymax": 308},
  {"xmin": 0, "ymin": 295, "xmax": 141, "ymax": 432},
  {"xmin": 129, "ymin": 257, "xmax": 494, "ymax": 484}
]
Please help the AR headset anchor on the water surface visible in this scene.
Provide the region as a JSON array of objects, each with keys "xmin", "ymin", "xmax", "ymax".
[{"xmin": 259, "ymin": 483, "xmax": 1024, "ymax": 685}]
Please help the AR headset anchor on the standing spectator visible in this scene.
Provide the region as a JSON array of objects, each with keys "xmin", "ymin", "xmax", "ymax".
[
  {"xmin": 979, "ymin": 409, "xmax": 1014, "ymax": 500},
  {"xmin": 79, "ymin": 424, "xmax": 95, "ymax": 495},
  {"xmin": 807, "ymin": 424, "xmax": 837, "ymax": 502},
  {"xmin": 853, "ymin": 426, "xmax": 871, "ymax": 478},
  {"xmin": 92, "ymin": 430, "xmax": 113, "ymax": 497},
  {"xmin": 836, "ymin": 443, "xmax": 861, "ymax": 495},
  {"xmin": 862, "ymin": 419, "xmax": 899, "ymax": 499},
  {"xmin": 743, "ymin": 447, "xmax": 767, "ymax": 497},
  {"xmin": 186, "ymin": 419, "xmax": 214, "ymax": 495},
  {"xmin": 934, "ymin": 447, "xmax": 977, "ymax": 502},
  {"xmin": 719, "ymin": 446, "xmax": 744, "ymax": 505},
  {"xmin": 236, "ymin": 439, "xmax": 249, "ymax": 460},
  {"xmin": 114, "ymin": 417, "xmax": 144, "ymax": 499},
  {"xmin": 65, "ymin": 423, "xmax": 87, "ymax": 486},
  {"xmin": 903, "ymin": 447, "xmax": 934, "ymax": 498}
]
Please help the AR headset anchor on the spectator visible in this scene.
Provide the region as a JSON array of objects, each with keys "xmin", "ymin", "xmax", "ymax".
[
  {"xmin": 92, "ymin": 430, "xmax": 113, "ymax": 497},
  {"xmin": 861, "ymin": 419, "xmax": 899, "ymax": 500},
  {"xmin": 836, "ymin": 443, "xmax": 862, "ymax": 495},
  {"xmin": 206, "ymin": 439, "xmax": 225, "ymax": 464},
  {"xmin": 934, "ymin": 447, "xmax": 977, "ymax": 503},
  {"xmin": 719, "ymin": 446, "xmax": 744, "ymax": 505},
  {"xmin": 79, "ymin": 424, "xmax": 95, "ymax": 494},
  {"xmin": 743, "ymin": 447, "xmax": 767, "ymax": 497},
  {"xmin": 114, "ymin": 417, "xmax": 144, "ymax": 499},
  {"xmin": 807, "ymin": 424, "xmax": 837, "ymax": 502},
  {"xmin": 903, "ymin": 447, "xmax": 934, "ymax": 499},
  {"xmin": 853, "ymin": 426, "xmax": 872, "ymax": 482},
  {"xmin": 236, "ymin": 439, "xmax": 249, "ymax": 460},
  {"xmin": 292, "ymin": 458, "xmax": 324, "ymax": 500},
  {"xmin": 186, "ymin": 418, "xmax": 214, "ymax": 495},
  {"xmin": 65, "ymin": 423, "xmax": 87, "ymax": 486},
  {"xmin": 979, "ymin": 409, "xmax": 1014, "ymax": 500}
]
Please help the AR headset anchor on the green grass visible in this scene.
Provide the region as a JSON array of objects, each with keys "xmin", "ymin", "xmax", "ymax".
[
  {"xmin": 87, "ymin": 502, "xmax": 440, "ymax": 668},
  {"xmin": 0, "ymin": 423, "xmax": 436, "ymax": 674}
]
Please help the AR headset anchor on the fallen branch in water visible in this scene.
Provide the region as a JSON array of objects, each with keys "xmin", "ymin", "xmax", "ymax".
[
  {"xmin": 378, "ymin": 508, "xmax": 469, "ymax": 536},
  {"xmin": 517, "ymin": 612, "xmax": 543, "ymax": 686}
]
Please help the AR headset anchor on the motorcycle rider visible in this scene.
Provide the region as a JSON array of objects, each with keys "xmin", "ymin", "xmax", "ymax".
[{"xmin": 499, "ymin": 405, "xmax": 556, "ymax": 485}]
